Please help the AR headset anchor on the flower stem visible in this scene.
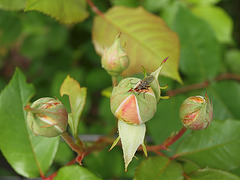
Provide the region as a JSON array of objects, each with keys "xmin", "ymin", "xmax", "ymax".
[
  {"xmin": 61, "ymin": 131, "xmax": 85, "ymax": 164},
  {"xmin": 73, "ymin": 134, "xmax": 85, "ymax": 152},
  {"xmin": 167, "ymin": 73, "xmax": 240, "ymax": 96},
  {"xmin": 86, "ymin": 0, "xmax": 105, "ymax": 18},
  {"xmin": 163, "ymin": 126, "xmax": 187, "ymax": 148},
  {"xmin": 112, "ymin": 76, "xmax": 118, "ymax": 87}
]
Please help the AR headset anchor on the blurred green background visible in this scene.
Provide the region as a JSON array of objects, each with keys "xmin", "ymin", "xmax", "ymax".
[{"xmin": 0, "ymin": 0, "xmax": 240, "ymax": 179}]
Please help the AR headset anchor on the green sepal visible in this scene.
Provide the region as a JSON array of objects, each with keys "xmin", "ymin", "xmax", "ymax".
[
  {"xmin": 109, "ymin": 136, "xmax": 120, "ymax": 152},
  {"xmin": 142, "ymin": 143, "xmax": 148, "ymax": 157}
]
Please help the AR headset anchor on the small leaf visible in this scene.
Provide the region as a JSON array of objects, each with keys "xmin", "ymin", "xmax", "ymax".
[
  {"xmin": 0, "ymin": 69, "xmax": 59, "ymax": 177},
  {"xmin": 54, "ymin": 165, "xmax": 102, "ymax": 180},
  {"xmin": 134, "ymin": 156, "xmax": 183, "ymax": 180},
  {"xmin": 60, "ymin": 75, "xmax": 87, "ymax": 137},
  {"xmin": 93, "ymin": 6, "xmax": 181, "ymax": 83},
  {"xmin": 176, "ymin": 119, "xmax": 240, "ymax": 170},
  {"xmin": 189, "ymin": 168, "xmax": 240, "ymax": 180},
  {"xmin": 25, "ymin": 0, "xmax": 89, "ymax": 24},
  {"xmin": 118, "ymin": 120, "xmax": 146, "ymax": 171},
  {"xmin": 0, "ymin": 0, "xmax": 26, "ymax": 10},
  {"xmin": 192, "ymin": 5, "xmax": 233, "ymax": 43},
  {"xmin": 172, "ymin": 4, "xmax": 221, "ymax": 81}
]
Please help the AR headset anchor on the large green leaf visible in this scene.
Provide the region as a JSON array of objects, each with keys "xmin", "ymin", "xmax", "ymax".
[
  {"xmin": 25, "ymin": 0, "xmax": 89, "ymax": 24},
  {"xmin": 0, "ymin": 69, "xmax": 59, "ymax": 177},
  {"xmin": 172, "ymin": 5, "xmax": 221, "ymax": 81},
  {"xmin": 189, "ymin": 168, "xmax": 240, "ymax": 180},
  {"xmin": 60, "ymin": 75, "xmax": 87, "ymax": 137},
  {"xmin": 92, "ymin": 6, "xmax": 181, "ymax": 83},
  {"xmin": 54, "ymin": 165, "xmax": 102, "ymax": 180},
  {"xmin": 0, "ymin": 0, "xmax": 26, "ymax": 10},
  {"xmin": 192, "ymin": 5, "xmax": 233, "ymax": 43},
  {"xmin": 134, "ymin": 156, "xmax": 183, "ymax": 180},
  {"xmin": 207, "ymin": 81, "xmax": 240, "ymax": 120},
  {"xmin": 176, "ymin": 119, "xmax": 240, "ymax": 171}
]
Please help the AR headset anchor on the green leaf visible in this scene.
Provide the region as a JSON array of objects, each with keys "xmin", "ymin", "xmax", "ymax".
[
  {"xmin": 143, "ymin": 0, "xmax": 171, "ymax": 12},
  {"xmin": 84, "ymin": 147, "xmax": 125, "ymax": 178},
  {"xmin": 60, "ymin": 75, "xmax": 87, "ymax": 137},
  {"xmin": 182, "ymin": 160, "xmax": 200, "ymax": 174},
  {"xmin": 54, "ymin": 165, "xmax": 102, "ymax": 180},
  {"xmin": 0, "ymin": 0, "xmax": 26, "ymax": 10},
  {"xmin": 225, "ymin": 49, "xmax": 240, "ymax": 74},
  {"xmin": 207, "ymin": 81, "xmax": 240, "ymax": 120},
  {"xmin": 176, "ymin": 119, "xmax": 240, "ymax": 170},
  {"xmin": 0, "ymin": 69, "xmax": 59, "ymax": 177},
  {"xmin": 192, "ymin": 5, "xmax": 233, "ymax": 43},
  {"xmin": 92, "ymin": 6, "xmax": 182, "ymax": 83},
  {"xmin": 185, "ymin": 0, "xmax": 222, "ymax": 5},
  {"xmin": 111, "ymin": 0, "xmax": 139, "ymax": 7},
  {"xmin": 189, "ymin": 168, "xmax": 240, "ymax": 180},
  {"xmin": 0, "ymin": 11, "xmax": 22, "ymax": 46},
  {"xmin": 25, "ymin": 0, "xmax": 89, "ymax": 24},
  {"xmin": 134, "ymin": 156, "xmax": 183, "ymax": 180},
  {"xmin": 172, "ymin": 5, "xmax": 221, "ymax": 81}
]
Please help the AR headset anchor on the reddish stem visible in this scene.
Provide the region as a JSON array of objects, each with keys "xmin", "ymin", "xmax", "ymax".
[
  {"xmin": 183, "ymin": 172, "xmax": 191, "ymax": 180},
  {"xmin": 61, "ymin": 131, "xmax": 85, "ymax": 165},
  {"xmin": 112, "ymin": 76, "xmax": 118, "ymax": 87},
  {"xmin": 86, "ymin": 0, "xmax": 105, "ymax": 18},
  {"xmin": 163, "ymin": 127, "xmax": 187, "ymax": 148},
  {"xmin": 138, "ymin": 127, "xmax": 187, "ymax": 155},
  {"xmin": 167, "ymin": 73, "xmax": 240, "ymax": 97}
]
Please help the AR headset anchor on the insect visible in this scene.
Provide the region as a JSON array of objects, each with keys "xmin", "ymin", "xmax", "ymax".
[{"xmin": 128, "ymin": 75, "xmax": 155, "ymax": 96}]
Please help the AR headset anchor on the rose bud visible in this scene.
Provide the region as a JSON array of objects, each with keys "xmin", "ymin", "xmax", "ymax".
[
  {"xmin": 110, "ymin": 77, "xmax": 157, "ymax": 125},
  {"xmin": 24, "ymin": 97, "xmax": 68, "ymax": 137},
  {"xmin": 109, "ymin": 59, "xmax": 168, "ymax": 171},
  {"xmin": 179, "ymin": 93, "xmax": 213, "ymax": 130},
  {"xmin": 101, "ymin": 33, "xmax": 129, "ymax": 76}
]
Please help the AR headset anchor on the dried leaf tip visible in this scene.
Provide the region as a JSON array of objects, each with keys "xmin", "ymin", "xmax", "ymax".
[{"xmin": 162, "ymin": 56, "xmax": 169, "ymax": 64}]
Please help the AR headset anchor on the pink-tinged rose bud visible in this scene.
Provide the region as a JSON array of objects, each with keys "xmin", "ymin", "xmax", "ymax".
[
  {"xmin": 101, "ymin": 34, "xmax": 129, "ymax": 76},
  {"xmin": 179, "ymin": 93, "xmax": 213, "ymax": 130},
  {"xmin": 110, "ymin": 77, "xmax": 157, "ymax": 125},
  {"xmin": 24, "ymin": 97, "xmax": 68, "ymax": 137}
]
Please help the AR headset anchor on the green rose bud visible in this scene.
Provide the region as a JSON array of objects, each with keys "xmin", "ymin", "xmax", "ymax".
[
  {"xmin": 110, "ymin": 77, "xmax": 157, "ymax": 125},
  {"xmin": 179, "ymin": 93, "xmax": 213, "ymax": 130},
  {"xmin": 24, "ymin": 97, "xmax": 68, "ymax": 137},
  {"xmin": 101, "ymin": 34, "xmax": 129, "ymax": 76}
]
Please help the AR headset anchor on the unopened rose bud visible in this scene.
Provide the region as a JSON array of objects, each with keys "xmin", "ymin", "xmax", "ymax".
[
  {"xmin": 110, "ymin": 77, "xmax": 157, "ymax": 125},
  {"xmin": 101, "ymin": 34, "xmax": 129, "ymax": 76},
  {"xmin": 24, "ymin": 97, "xmax": 68, "ymax": 137},
  {"xmin": 179, "ymin": 93, "xmax": 213, "ymax": 130}
]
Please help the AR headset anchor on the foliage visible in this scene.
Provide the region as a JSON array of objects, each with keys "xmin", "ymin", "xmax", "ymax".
[{"xmin": 0, "ymin": 0, "xmax": 239, "ymax": 179}]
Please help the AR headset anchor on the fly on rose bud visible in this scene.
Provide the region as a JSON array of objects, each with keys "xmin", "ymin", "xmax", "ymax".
[{"xmin": 128, "ymin": 75, "xmax": 155, "ymax": 96}]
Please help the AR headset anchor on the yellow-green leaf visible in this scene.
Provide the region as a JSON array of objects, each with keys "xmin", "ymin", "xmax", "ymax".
[
  {"xmin": 92, "ymin": 6, "xmax": 181, "ymax": 83},
  {"xmin": 60, "ymin": 75, "xmax": 87, "ymax": 136},
  {"xmin": 192, "ymin": 5, "xmax": 233, "ymax": 43},
  {"xmin": 0, "ymin": 0, "xmax": 26, "ymax": 10},
  {"xmin": 25, "ymin": 0, "xmax": 89, "ymax": 24}
]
